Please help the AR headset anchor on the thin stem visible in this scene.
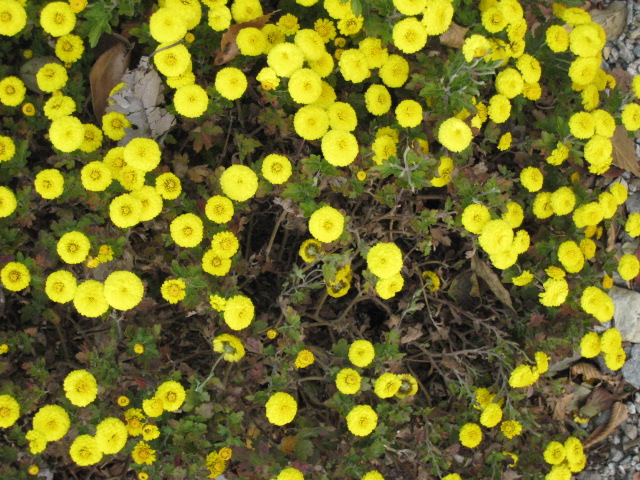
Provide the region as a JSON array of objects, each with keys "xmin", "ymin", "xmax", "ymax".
[{"xmin": 196, "ymin": 355, "xmax": 225, "ymax": 393}]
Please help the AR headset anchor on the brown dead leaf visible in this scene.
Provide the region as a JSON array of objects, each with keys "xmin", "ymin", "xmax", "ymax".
[
  {"xmin": 470, "ymin": 254, "xmax": 516, "ymax": 313},
  {"xmin": 90, "ymin": 41, "xmax": 132, "ymax": 119},
  {"xmin": 552, "ymin": 393, "xmax": 575, "ymax": 421},
  {"xmin": 430, "ymin": 226, "xmax": 452, "ymax": 248},
  {"xmin": 584, "ymin": 401, "xmax": 628, "ymax": 449},
  {"xmin": 572, "ymin": 362, "xmax": 610, "ymax": 381},
  {"xmin": 607, "ymin": 221, "xmax": 618, "ymax": 253},
  {"xmin": 611, "ymin": 125, "xmax": 640, "ymax": 177},
  {"xmin": 279, "ymin": 435, "xmax": 297, "ymax": 454},
  {"xmin": 580, "ymin": 386, "xmax": 616, "ymax": 418},
  {"xmin": 501, "ymin": 470, "xmax": 522, "ymax": 480},
  {"xmin": 214, "ymin": 12, "xmax": 277, "ymax": 66},
  {"xmin": 610, "ymin": 67, "xmax": 634, "ymax": 92},
  {"xmin": 187, "ymin": 165, "xmax": 214, "ymax": 183},
  {"xmin": 590, "ymin": 1, "xmax": 628, "ymax": 41},
  {"xmin": 439, "ymin": 22, "xmax": 468, "ymax": 49},
  {"xmin": 400, "ymin": 325, "xmax": 423, "ymax": 344}
]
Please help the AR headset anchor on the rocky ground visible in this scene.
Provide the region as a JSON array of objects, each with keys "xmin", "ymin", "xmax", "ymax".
[{"xmin": 577, "ymin": 2, "xmax": 640, "ymax": 479}]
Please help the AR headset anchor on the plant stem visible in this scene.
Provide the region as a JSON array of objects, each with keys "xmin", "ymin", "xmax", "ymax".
[{"xmin": 196, "ymin": 355, "xmax": 224, "ymax": 393}]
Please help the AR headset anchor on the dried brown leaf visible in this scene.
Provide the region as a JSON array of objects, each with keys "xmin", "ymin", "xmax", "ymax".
[
  {"xmin": 400, "ymin": 325, "xmax": 423, "ymax": 344},
  {"xmin": 572, "ymin": 362, "xmax": 609, "ymax": 381},
  {"xmin": 611, "ymin": 125, "xmax": 640, "ymax": 177},
  {"xmin": 187, "ymin": 165, "xmax": 214, "ymax": 183},
  {"xmin": 90, "ymin": 42, "xmax": 132, "ymax": 119},
  {"xmin": 580, "ymin": 386, "xmax": 616, "ymax": 418},
  {"xmin": 279, "ymin": 435, "xmax": 297, "ymax": 454},
  {"xmin": 439, "ymin": 22, "xmax": 468, "ymax": 48},
  {"xmin": 471, "ymin": 254, "xmax": 515, "ymax": 312},
  {"xmin": 215, "ymin": 12, "xmax": 277, "ymax": 66},
  {"xmin": 552, "ymin": 393, "xmax": 575, "ymax": 421},
  {"xmin": 590, "ymin": 1, "xmax": 628, "ymax": 41},
  {"xmin": 501, "ymin": 471, "xmax": 522, "ymax": 480},
  {"xmin": 584, "ymin": 402, "xmax": 628, "ymax": 449}
]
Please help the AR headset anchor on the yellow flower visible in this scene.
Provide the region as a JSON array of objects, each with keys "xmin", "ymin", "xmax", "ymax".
[
  {"xmin": 69, "ymin": 435, "xmax": 102, "ymax": 466},
  {"xmin": 216, "ymin": 67, "xmax": 247, "ymax": 100},
  {"xmin": 601, "ymin": 328, "xmax": 622, "ymax": 354},
  {"xmin": 40, "ymin": 2, "xmax": 76, "ymax": 37},
  {"xmin": 500, "ymin": 420, "xmax": 522, "ymax": 439},
  {"xmin": 220, "ymin": 164, "xmax": 258, "ymax": 202},
  {"xmin": 557, "ymin": 240, "xmax": 584, "ymax": 273},
  {"xmin": 299, "ymin": 238, "xmax": 323, "ymax": 262},
  {"xmin": 348, "ymin": 339, "xmax": 375, "ymax": 367},
  {"xmin": 295, "ymin": 349, "xmax": 315, "ymax": 368},
  {"xmin": 544, "ymin": 441, "xmax": 566, "ymax": 465},
  {"xmin": 374, "ymin": 373, "xmax": 402, "ymax": 398},
  {"xmin": 161, "ymin": 278, "xmax": 186, "ymax": 304},
  {"xmin": 546, "ymin": 25, "xmax": 569, "ymax": 52},
  {"xmin": 149, "ymin": 7, "xmax": 187, "ymax": 44},
  {"xmin": 336, "ymin": 368, "xmax": 361, "ymax": 394},
  {"xmin": 262, "ymin": 154, "xmax": 292, "ymax": 185},
  {"xmin": 155, "ymin": 380, "xmax": 186, "ymax": 412},
  {"xmin": 117, "ymin": 396, "xmax": 130, "ymax": 407},
  {"xmin": 26, "ymin": 430, "xmax": 47, "ymax": 454},
  {"xmin": 209, "ymin": 294, "xmax": 227, "ymax": 311},
  {"xmin": 27, "ymin": 465, "xmax": 39, "ymax": 475},
  {"xmin": 1, "ymin": 261, "xmax": 30, "ymax": 291},
  {"xmin": 395, "ymin": 99, "xmax": 423, "ymax": 128},
  {"xmin": 604, "ymin": 347, "xmax": 626, "ymax": 371},
  {"xmin": 508, "ymin": 364, "xmax": 538, "ymax": 388},
  {"xmin": 63, "ymin": 369, "xmax": 98, "ymax": 407},
  {"xmin": 0, "ymin": 344, "xmax": 7, "ymax": 354},
  {"xmin": 480, "ymin": 403, "xmax": 502, "ymax": 428},
  {"xmin": 367, "ymin": 242, "xmax": 403, "ymax": 279},
  {"xmin": 95, "ymin": 417, "xmax": 128, "ymax": 454},
  {"xmin": 378, "ymin": 54, "xmax": 409, "ymax": 88},
  {"xmin": 266, "ymin": 329, "xmax": 278, "ymax": 339},
  {"xmin": 55, "ymin": 34, "xmax": 84, "ymax": 63},
  {"xmin": 618, "ymin": 254, "xmax": 640, "ymax": 281},
  {"xmin": 33, "ymin": 405, "xmax": 70, "ymax": 441},
  {"xmin": 580, "ymin": 286, "xmax": 614, "ymax": 322},
  {"xmin": 0, "ymin": 135, "xmax": 15, "ymax": 163},
  {"xmin": 124, "ymin": 408, "xmax": 145, "ymax": 436},
  {"xmin": 142, "ymin": 397, "xmax": 164, "ymax": 417},
  {"xmin": 174, "ymin": 84, "xmax": 209, "ymax": 118},
  {"xmin": 35, "ymin": 168, "xmax": 65, "ymax": 199},
  {"xmin": 142, "ymin": 424, "xmax": 160, "ymax": 441},
  {"xmin": 110, "ymin": 193, "xmax": 143, "ymax": 228},
  {"xmin": 438, "ymin": 117, "xmax": 472, "ymax": 152},
  {"xmin": 265, "ymin": 392, "xmax": 297, "ymax": 426},
  {"xmin": 459, "ymin": 422, "xmax": 482, "ymax": 448},
  {"xmin": 478, "ymin": 219, "xmax": 513, "ymax": 255},
  {"xmin": 321, "ymin": 129, "xmax": 359, "ymax": 166},
  {"xmin": 461, "ymin": 204, "xmax": 490, "ymax": 234},
  {"xmin": 462, "ymin": 34, "xmax": 490, "ymax": 61},
  {"xmin": 103, "ymin": 271, "xmax": 144, "ymax": 311},
  {"xmin": 170, "ymin": 213, "xmax": 204, "ymax": 248},
  {"xmin": 308, "ymin": 206, "xmax": 345, "ymax": 243},
  {"xmin": 520, "ymin": 166, "xmax": 542, "ymax": 192},
  {"xmin": 202, "ymin": 250, "xmax": 232, "ymax": 276},
  {"xmin": 0, "ymin": 394, "xmax": 20, "ymax": 428},
  {"xmin": 153, "ymin": 43, "xmax": 191, "ymax": 77},
  {"xmin": 392, "ymin": 16, "xmax": 427, "ymax": 54},
  {"xmin": 155, "ymin": 172, "xmax": 182, "ymax": 200},
  {"xmin": 132, "ymin": 441, "xmax": 156, "ymax": 465},
  {"xmin": 134, "ymin": 343, "xmax": 145, "ymax": 354},
  {"xmin": 539, "ymin": 277, "xmax": 569, "ymax": 307},
  {"xmin": 375, "ymin": 273, "xmax": 404, "ymax": 299},
  {"xmin": 213, "ymin": 333, "xmax": 245, "ymax": 362},
  {"xmin": 0, "ymin": 0, "xmax": 26, "ymax": 37},
  {"xmin": 276, "ymin": 467, "xmax": 304, "ymax": 480},
  {"xmin": 314, "ymin": 18, "xmax": 336, "ymax": 42},
  {"xmin": 36, "ymin": 63, "xmax": 68, "ymax": 93},
  {"xmin": 395, "ymin": 373, "xmax": 418, "ymax": 398},
  {"xmin": 223, "ymin": 295, "xmax": 255, "ymax": 330},
  {"xmin": 346, "ymin": 405, "xmax": 378, "ymax": 436},
  {"xmin": 73, "ymin": 280, "xmax": 109, "ymax": 318},
  {"xmin": 487, "ymin": 94, "xmax": 511, "ymax": 123},
  {"xmin": 49, "ymin": 115, "xmax": 84, "ymax": 152}
]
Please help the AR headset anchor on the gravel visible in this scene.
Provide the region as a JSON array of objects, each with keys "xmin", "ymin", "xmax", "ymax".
[{"xmin": 577, "ymin": 1, "xmax": 640, "ymax": 479}]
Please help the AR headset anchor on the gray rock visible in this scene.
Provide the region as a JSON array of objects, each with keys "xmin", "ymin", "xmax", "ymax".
[
  {"xmin": 612, "ymin": 448, "xmax": 625, "ymax": 463},
  {"xmin": 626, "ymin": 193, "xmax": 640, "ymax": 215},
  {"xmin": 634, "ymin": 45, "xmax": 640, "ymax": 57},
  {"xmin": 622, "ymin": 345, "xmax": 640, "ymax": 388},
  {"xmin": 610, "ymin": 287, "xmax": 640, "ymax": 343},
  {"xmin": 627, "ymin": 401, "xmax": 637, "ymax": 415},
  {"xmin": 619, "ymin": 43, "xmax": 635, "ymax": 63},
  {"xmin": 622, "ymin": 423, "xmax": 638, "ymax": 441},
  {"xmin": 579, "ymin": 472, "xmax": 603, "ymax": 480}
]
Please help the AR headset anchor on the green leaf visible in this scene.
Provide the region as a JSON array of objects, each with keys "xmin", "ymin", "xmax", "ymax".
[{"xmin": 79, "ymin": 3, "xmax": 114, "ymax": 48}]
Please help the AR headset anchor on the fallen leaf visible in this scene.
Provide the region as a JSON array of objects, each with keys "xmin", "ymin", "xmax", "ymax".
[
  {"xmin": 187, "ymin": 165, "xmax": 214, "ymax": 183},
  {"xmin": 610, "ymin": 67, "xmax": 634, "ymax": 92},
  {"xmin": 580, "ymin": 386, "xmax": 616, "ymax": 418},
  {"xmin": 591, "ymin": 1, "xmax": 628, "ymax": 41},
  {"xmin": 107, "ymin": 56, "xmax": 175, "ymax": 143},
  {"xmin": 501, "ymin": 470, "xmax": 522, "ymax": 480},
  {"xmin": 430, "ymin": 226, "xmax": 452, "ymax": 248},
  {"xmin": 279, "ymin": 435, "xmax": 298, "ymax": 454},
  {"xmin": 584, "ymin": 402, "xmax": 628, "ymax": 449},
  {"xmin": 439, "ymin": 22, "xmax": 468, "ymax": 49},
  {"xmin": 471, "ymin": 254, "xmax": 516, "ymax": 313},
  {"xmin": 90, "ymin": 41, "xmax": 132, "ymax": 119},
  {"xmin": 214, "ymin": 12, "xmax": 277, "ymax": 66},
  {"xmin": 611, "ymin": 125, "xmax": 640, "ymax": 177},
  {"xmin": 572, "ymin": 362, "xmax": 610, "ymax": 381},
  {"xmin": 552, "ymin": 393, "xmax": 575, "ymax": 421},
  {"xmin": 400, "ymin": 325, "xmax": 423, "ymax": 343}
]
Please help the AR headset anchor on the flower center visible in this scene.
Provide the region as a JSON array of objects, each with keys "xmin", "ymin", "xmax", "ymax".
[
  {"xmin": 54, "ymin": 13, "xmax": 65, "ymax": 24},
  {"xmin": 9, "ymin": 271, "xmax": 20, "ymax": 282}
]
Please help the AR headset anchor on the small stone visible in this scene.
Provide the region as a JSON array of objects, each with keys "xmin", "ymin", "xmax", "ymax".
[
  {"xmin": 621, "ymin": 455, "xmax": 631, "ymax": 465},
  {"xmin": 634, "ymin": 46, "xmax": 640, "ymax": 57},
  {"xmin": 618, "ymin": 44, "xmax": 635, "ymax": 63},
  {"xmin": 623, "ymin": 423, "xmax": 639, "ymax": 441},
  {"xmin": 612, "ymin": 448, "xmax": 625, "ymax": 463},
  {"xmin": 630, "ymin": 29, "xmax": 640, "ymax": 41},
  {"xmin": 610, "ymin": 287, "xmax": 640, "ymax": 342},
  {"xmin": 579, "ymin": 472, "xmax": 603, "ymax": 480},
  {"xmin": 626, "ymin": 402, "xmax": 637, "ymax": 415}
]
